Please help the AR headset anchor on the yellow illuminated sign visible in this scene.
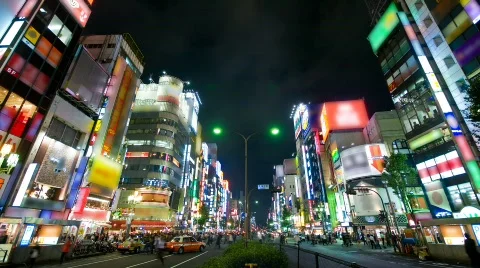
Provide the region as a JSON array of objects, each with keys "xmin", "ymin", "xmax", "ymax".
[{"xmin": 88, "ymin": 155, "xmax": 122, "ymax": 190}]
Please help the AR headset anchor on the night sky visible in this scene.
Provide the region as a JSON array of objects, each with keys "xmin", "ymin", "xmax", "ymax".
[{"xmin": 86, "ymin": 0, "xmax": 394, "ymax": 225}]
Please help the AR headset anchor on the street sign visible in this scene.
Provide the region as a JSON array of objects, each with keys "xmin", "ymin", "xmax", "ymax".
[{"xmin": 257, "ymin": 184, "xmax": 270, "ymax": 190}]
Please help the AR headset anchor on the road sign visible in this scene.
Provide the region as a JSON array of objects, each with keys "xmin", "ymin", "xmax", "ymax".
[{"xmin": 257, "ymin": 184, "xmax": 270, "ymax": 190}]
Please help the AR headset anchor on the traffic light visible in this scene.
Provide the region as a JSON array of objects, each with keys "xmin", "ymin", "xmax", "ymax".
[{"xmin": 379, "ymin": 210, "xmax": 386, "ymax": 221}]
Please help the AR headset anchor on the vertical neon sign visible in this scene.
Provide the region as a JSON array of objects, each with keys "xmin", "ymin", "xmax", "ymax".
[{"xmin": 398, "ymin": 12, "xmax": 480, "ymax": 191}]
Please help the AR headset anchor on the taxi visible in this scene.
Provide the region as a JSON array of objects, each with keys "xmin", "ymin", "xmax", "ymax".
[
  {"xmin": 166, "ymin": 236, "xmax": 205, "ymax": 254},
  {"xmin": 117, "ymin": 239, "xmax": 144, "ymax": 254}
]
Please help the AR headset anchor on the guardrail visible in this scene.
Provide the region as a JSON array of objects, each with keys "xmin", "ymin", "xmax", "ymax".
[{"xmin": 271, "ymin": 242, "xmax": 366, "ymax": 268}]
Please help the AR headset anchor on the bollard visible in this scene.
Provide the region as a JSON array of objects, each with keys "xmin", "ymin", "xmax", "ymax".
[
  {"xmin": 245, "ymin": 264, "xmax": 258, "ymax": 268},
  {"xmin": 297, "ymin": 242, "xmax": 300, "ymax": 268},
  {"xmin": 315, "ymin": 253, "xmax": 319, "ymax": 268}
]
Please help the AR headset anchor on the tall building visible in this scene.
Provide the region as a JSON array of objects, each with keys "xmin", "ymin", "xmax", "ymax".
[
  {"xmin": 65, "ymin": 34, "xmax": 145, "ymax": 234},
  {"xmin": 0, "ymin": 0, "xmax": 102, "ymax": 263},
  {"xmin": 115, "ymin": 75, "xmax": 197, "ymax": 231},
  {"xmin": 366, "ymin": 0, "xmax": 480, "ymax": 262}
]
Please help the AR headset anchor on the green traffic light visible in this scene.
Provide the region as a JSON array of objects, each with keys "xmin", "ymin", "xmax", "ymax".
[
  {"xmin": 213, "ymin": 128, "xmax": 222, "ymax": 135},
  {"xmin": 270, "ymin": 128, "xmax": 280, "ymax": 135}
]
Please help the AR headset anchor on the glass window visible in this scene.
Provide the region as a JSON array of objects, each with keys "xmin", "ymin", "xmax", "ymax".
[
  {"xmin": 58, "ymin": 25, "xmax": 72, "ymax": 45},
  {"xmin": 0, "ymin": 93, "xmax": 29, "ymax": 134},
  {"xmin": 48, "ymin": 15, "xmax": 63, "ymax": 36},
  {"xmin": 458, "ymin": 183, "xmax": 479, "ymax": 207}
]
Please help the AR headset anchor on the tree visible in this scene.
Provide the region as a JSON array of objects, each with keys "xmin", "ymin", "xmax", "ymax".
[
  {"xmin": 197, "ymin": 205, "xmax": 209, "ymax": 228},
  {"xmin": 382, "ymin": 154, "xmax": 419, "ymax": 214},
  {"xmin": 281, "ymin": 206, "xmax": 292, "ymax": 230},
  {"xmin": 464, "ymin": 76, "xmax": 480, "ymax": 141}
]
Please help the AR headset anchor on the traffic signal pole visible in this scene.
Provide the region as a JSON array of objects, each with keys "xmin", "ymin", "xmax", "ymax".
[{"xmin": 351, "ymin": 188, "xmax": 391, "ymax": 237}]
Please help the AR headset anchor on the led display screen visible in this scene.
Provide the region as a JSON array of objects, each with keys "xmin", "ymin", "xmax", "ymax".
[
  {"xmin": 62, "ymin": 47, "xmax": 109, "ymax": 112},
  {"xmin": 340, "ymin": 144, "xmax": 388, "ymax": 181},
  {"xmin": 319, "ymin": 100, "xmax": 369, "ymax": 142},
  {"xmin": 454, "ymin": 31, "xmax": 480, "ymax": 67},
  {"xmin": 367, "ymin": 2, "xmax": 400, "ymax": 54},
  {"xmin": 417, "ymin": 150, "xmax": 465, "ymax": 183}
]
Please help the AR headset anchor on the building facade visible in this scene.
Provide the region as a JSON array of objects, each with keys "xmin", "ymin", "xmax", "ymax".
[{"xmin": 366, "ymin": 0, "xmax": 480, "ymax": 261}]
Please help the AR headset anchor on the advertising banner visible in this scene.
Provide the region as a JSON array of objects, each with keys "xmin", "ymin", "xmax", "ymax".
[
  {"xmin": 73, "ymin": 187, "xmax": 90, "ymax": 213},
  {"xmin": 320, "ymin": 100, "xmax": 369, "ymax": 142},
  {"xmin": 87, "ymin": 155, "xmax": 122, "ymax": 190},
  {"xmin": 340, "ymin": 144, "xmax": 388, "ymax": 181},
  {"xmin": 58, "ymin": 0, "xmax": 91, "ymax": 28},
  {"xmin": 454, "ymin": 26, "xmax": 480, "ymax": 67}
]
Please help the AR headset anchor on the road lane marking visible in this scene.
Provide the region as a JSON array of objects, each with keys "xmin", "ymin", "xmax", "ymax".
[
  {"xmin": 66, "ymin": 255, "xmax": 132, "ymax": 268},
  {"xmin": 170, "ymin": 251, "xmax": 209, "ymax": 268},
  {"xmin": 124, "ymin": 255, "xmax": 172, "ymax": 268}
]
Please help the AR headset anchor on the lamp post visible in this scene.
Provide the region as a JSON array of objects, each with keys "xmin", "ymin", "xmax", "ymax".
[
  {"xmin": 213, "ymin": 127, "xmax": 280, "ymax": 248},
  {"xmin": 126, "ymin": 191, "xmax": 142, "ymax": 235},
  {"xmin": 349, "ymin": 188, "xmax": 392, "ymax": 237}
]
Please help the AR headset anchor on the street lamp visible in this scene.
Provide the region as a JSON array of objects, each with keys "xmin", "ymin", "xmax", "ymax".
[
  {"xmin": 213, "ymin": 127, "xmax": 280, "ymax": 248},
  {"xmin": 255, "ymin": 201, "xmax": 259, "ymax": 204},
  {"xmin": 126, "ymin": 191, "xmax": 142, "ymax": 234}
]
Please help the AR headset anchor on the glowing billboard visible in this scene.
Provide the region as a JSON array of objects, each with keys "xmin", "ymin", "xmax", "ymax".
[
  {"xmin": 88, "ymin": 155, "xmax": 122, "ymax": 190},
  {"xmin": 58, "ymin": 0, "xmax": 92, "ymax": 28},
  {"xmin": 293, "ymin": 104, "xmax": 307, "ymax": 140},
  {"xmin": 340, "ymin": 144, "xmax": 388, "ymax": 181},
  {"xmin": 367, "ymin": 2, "xmax": 399, "ymax": 54},
  {"xmin": 319, "ymin": 100, "xmax": 369, "ymax": 142}
]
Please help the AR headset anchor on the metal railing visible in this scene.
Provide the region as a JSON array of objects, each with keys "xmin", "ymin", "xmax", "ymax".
[{"xmin": 273, "ymin": 242, "xmax": 366, "ymax": 268}]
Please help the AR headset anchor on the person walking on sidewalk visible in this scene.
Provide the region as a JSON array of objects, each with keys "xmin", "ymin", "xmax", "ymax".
[
  {"xmin": 29, "ymin": 243, "xmax": 40, "ymax": 268},
  {"xmin": 216, "ymin": 234, "xmax": 222, "ymax": 249},
  {"xmin": 60, "ymin": 237, "xmax": 72, "ymax": 264},
  {"xmin": 155, "ymin": 235, "xmax": 166, "ymax": 265},
  {"xmin": 464, "ymin": 233, "xmax": 480, "ymax": 267},
  {"xmin": 369, "ymin": 234, "xmax": 375, "ymax": 249}
]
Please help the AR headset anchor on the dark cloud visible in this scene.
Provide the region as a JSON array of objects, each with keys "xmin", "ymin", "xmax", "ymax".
[{"xmin": 86, "ymin": 0, "xmax": 394, "ymax": 225}]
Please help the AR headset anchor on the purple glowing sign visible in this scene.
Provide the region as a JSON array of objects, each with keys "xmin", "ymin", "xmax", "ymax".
[
  {"xmin": 465, "ymin": 0, "xmax": 480, "ymax": 24},
  {"xmin": 454, "ymin": 31, "xmax": 480, "ymax": 67}
]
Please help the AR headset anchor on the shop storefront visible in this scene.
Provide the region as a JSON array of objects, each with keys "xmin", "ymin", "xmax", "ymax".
[
  {"xmin": 10, "ymin": 218, "xmax": 80, "ymax": 264},
  {"xmin": 420, "ymin": 217, "xmax": 480, "ymax": 263},
  {"xmin": 0, "ymin": 218, "xmax": 22, "ymax": 263}
]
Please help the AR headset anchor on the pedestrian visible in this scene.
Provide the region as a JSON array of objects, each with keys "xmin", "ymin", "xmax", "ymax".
[
  {"xmin": 380, "ymin": 232, "xmax": 385, "ymax": 248},
  {"xmin": 369, "ymin": 234, "xmax": 375, "ymax": 249},
  {"xmin": 228, "ymin": 233, "xmax": 233, "ymax": 245},
  {"xmin": 60, "ymin": 237, "xmax": 72, "ymax": 264},
  {"xmin": 464, "ymin": 233, "xmax": 480, "ymax": 267},
  {"xmin": 155, "ymin": 235, "xmax": 165, "ymax": 265},
  {"xmin": 294, "ymin": 234, "xmax": 300, "ymax": 245},
  {"xmin": 29, "ymin": 243, "xmax": 40, "ymax": 268},
  {"xmin": 392, "ymin": 234, "xmax": 400, "ymax": 253},
  {"xmin": 216, "ymin": 234, "xmax": 222, "ymax": 249}
]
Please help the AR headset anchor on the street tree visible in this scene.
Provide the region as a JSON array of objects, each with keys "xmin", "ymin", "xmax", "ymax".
[
  {"xmin": 197, "ymin": 205, "xmax": 209, "ymax": 228},
  {"xmin": 383, "ymin": 154, "xmax": 419, "ymax": 214},
  {"xmin": 281, "ymin": 206, "xmax": 292, "ymax": 231},
  {"xmin": 464, "ymin": 76, "xmax": 480, "ymax": 140}
]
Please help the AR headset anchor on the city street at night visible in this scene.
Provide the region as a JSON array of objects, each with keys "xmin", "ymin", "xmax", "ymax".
[{"xmin": 1, "ymin": 0, "xmax": 480, "ymax": 267}]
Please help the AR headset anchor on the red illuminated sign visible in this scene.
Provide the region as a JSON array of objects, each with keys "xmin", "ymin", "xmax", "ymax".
[
  {"xmin": 126, "ymin": 152, "xmax": 149, "ymax": 158},
  {"xmin": 73, "ymin": 187, "xmax": 90, "ymax": 213},
  {"xmin": 58, "ymin": 0, "xmax": 92, "ymax": 28},
  {"xmin": 320, "ymin": 100, "xmax": 369, "ymax": 142},
  {"xmin": 89, "ymin": 133, "xmax": 97, "ymax": 146}
]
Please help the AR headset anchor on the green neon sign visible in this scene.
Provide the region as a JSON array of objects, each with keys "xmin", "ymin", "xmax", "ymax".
[
  {"xmin": 466, "ymin": 161, "xmax": 480, "ymax": 191},
  {"xmin": 368, "ymin": 2, "xmax": 400, "ymax": 54},
  {"xmin": 409, "ymin": 129, "xmax": 444, "ymax": 150}
]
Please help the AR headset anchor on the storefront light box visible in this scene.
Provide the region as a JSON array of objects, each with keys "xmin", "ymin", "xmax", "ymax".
[{"xmin": 368, "ymin": 2, "xmax": 400, "ymax": 54}]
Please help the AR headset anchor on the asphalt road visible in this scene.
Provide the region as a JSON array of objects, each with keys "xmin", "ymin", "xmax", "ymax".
[{"xmin": 37, "ymin": 245, "xmax": 226, "ymax": 268}]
